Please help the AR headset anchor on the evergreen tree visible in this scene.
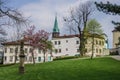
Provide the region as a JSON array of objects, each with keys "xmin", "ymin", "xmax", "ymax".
[{"xmin": 95, "ymin": 1, "xmax": 120, "ymax": 31}]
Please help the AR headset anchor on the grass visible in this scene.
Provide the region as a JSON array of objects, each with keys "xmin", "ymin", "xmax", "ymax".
[{"xmin": 0, "ymin": 57, "xmax": 120, "ymax": 80}]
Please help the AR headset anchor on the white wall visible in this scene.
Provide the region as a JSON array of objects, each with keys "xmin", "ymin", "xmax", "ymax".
[
  {"xmin": 52, "ymin": 37, "xmax": 80, "ymax": 57},
  {"xmin": 3, "ymin": 45, "xmax": 52, "ymax": 64},
  {"xmin": 52, "ymin": 36, "xmax": 108, "ymax": 57}
]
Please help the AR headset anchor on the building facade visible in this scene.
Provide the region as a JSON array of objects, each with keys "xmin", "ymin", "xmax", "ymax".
[
  {"xmin": 112, "ymin": 29, "xmax": 120, "ymax": 48},
  {"xmin": 2, "ymin": 41, "xmax": 52, "ymax": 64},
  {"xmin": 51, "ymin": 34, "xmax": 108, "ymax": 57},
  {"xmin": 110, "ymin": 28, "xmax": 120, "ymax": 55},
  {"xmin": 51, "ymin": 16, "xmax": 109, "ymax": 57}
]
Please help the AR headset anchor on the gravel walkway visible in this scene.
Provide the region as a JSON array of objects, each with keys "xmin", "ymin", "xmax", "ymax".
[{"xmin": 111, "ymin": 55, "xmax": 120, "ymax": 61}]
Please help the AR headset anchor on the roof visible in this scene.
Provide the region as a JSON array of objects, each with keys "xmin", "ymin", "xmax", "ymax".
[
  {"xmin": 54, "ymin": 34, "xmax": 80, "ymax": 38},
  {"xmin": 112, "ymin": 29, "xmax": 119, "ymax": 32},
  {"xmin": 1, "ymin": 40, "xmax": 30, "ymax": 46},
  {"xmin": 52, "ymin": 33, "xmax": 105, "ymax": 39},
  {"xmin": 2, "ymin": 33, "xmax": 105, "ymax": 45},
  {"xmin": 53, "ymin": 16, "xmax": 59, "ymax": 33}
]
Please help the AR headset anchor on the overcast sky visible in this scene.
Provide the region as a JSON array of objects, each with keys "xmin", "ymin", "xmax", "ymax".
[{"xmin": 6, "ymin": 0, "xmax": 120, "ymax": 48}]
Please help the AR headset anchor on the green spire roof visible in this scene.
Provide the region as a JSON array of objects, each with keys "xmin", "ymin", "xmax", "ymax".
[{"xmin": 53, "ymin": 16, "xmax": 59, "ymax": 33}]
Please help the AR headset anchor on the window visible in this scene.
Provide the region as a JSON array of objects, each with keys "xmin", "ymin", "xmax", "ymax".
[
  {"xmin": 16, "ymin": 56, "xmax": 19, "ymax": 61},
  {"xmin": 85, "ymin": 48, "xmax": 87, "ymax": 53},
  {"xmin": 55, "ymin": 49, "xmax": 58, "ymax": 53},
  {"xmin": 24, "ymin": 48, "xmax": 28, "ymax": 53},
  {"xmin": 48, "ymin": 56, "xmax": 51, "ymax": 61},
  {"xmin": 4, "ymin": 56, "xmax": 7, "ymax": 61},
  {"xmin": 10, "ymin": 56, "xmax": 13, "ymax": 62},
  {"xmin": 10, "ymin": 48, "xmax": 13, "ymax": 53},
  {"xmin": 96, "ymin": 40, "xmax": 98, "ymax": 45},
  {"xmin": 66, "ymin": 48, "xmax": 68, "ymax": 51},
  {"xmin": 29, "ymin": 56, "xmax": 32, "ymax": 62},
  {"xmin": 55, "ymin": 41, "xmax": 57, "ymax": 45},
  {"xmin": 4, "ymin": 48, "xmax": 7, "ymax": 53},
  {"xmin": 54, "ymin": 41, "xmax": 61, "ymax": 45},
  {"xmin": 66, "ymin": 40, "xmax": 68, "ymax": 43},
  {"xmin": 29, "ymin": 48, "xmax": 32, "ymax": 53},
  {"xmin": 99, "ymin": 41, "xmax": 101, "ymax": 45},
  {"xmin": 58, "ymin": 41, "xmax": 61, "ymax": 45},
  {"xmin": 76, "ymin": 41, "xmax": 79, "ymax": 44},
  {"xmin": 99, "ymin": 49, "xmax": 101, "ymax": 53},
  {"xmin": 59, "ymin": 49, "xmax": 61, "ymax": 53},
  {"xmin": 38, "ymin": 48, "xmax": 41, "ymax": 53},
  {"xmin": 15, "ymin": 47, "xmax": 18, "ymax": 53},
  {"xmin": 102, "ymin": 41, "xmax": 104, "ymax": 45},
  {"xmin": 38, "ymin": 57, "xmax": 41, "ymax": 62},
  {"xmin": 96, "ymin": 49, "xmax": 98, "ymax": 53},
  {"xmin": 77, "ymin": 49, "xmax": 80, "ymax": 52}
]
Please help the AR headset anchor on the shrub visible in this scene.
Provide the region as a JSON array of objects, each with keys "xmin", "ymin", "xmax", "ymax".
[
  {"xmin": 0, "ymin": 63, "xmax": 15, "ymax": 67},
  {"xmin": 110, "ymin": 51, "xmax": 119, "ymax": 55},
  {"xmin": 53, "ymin": 56, "xmax": 79, "ymax": 61}
]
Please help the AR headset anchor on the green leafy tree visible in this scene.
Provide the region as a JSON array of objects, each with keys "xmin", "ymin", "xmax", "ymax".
[
  {"xmin": 95, "ymin": 1, "xmax": 120, "ymax": 31},
  {"xmin": 86, "ymin": 19, "xmax": 103, "ymax": 34},
  {"xmin": 86, "ymin": 19, "xmax": 103, "ymax": 59}
]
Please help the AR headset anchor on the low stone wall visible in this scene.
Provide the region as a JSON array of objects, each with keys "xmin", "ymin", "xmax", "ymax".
[{"xmin": 118, "ymin": 47, "xmax": 120, "ymax": 55}]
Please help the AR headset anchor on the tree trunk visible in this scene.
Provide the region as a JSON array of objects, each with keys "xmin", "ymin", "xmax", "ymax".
[
  {"xmin": 79, "ymin": 32, "xmax": 85, "ymax": 56},
  {"xmin": 14, "ymin": 55, "xmax": 17, "ymax": 64},
  {"xmin": 77, "ymin": 26, "xmax": 83, "ymax": 56},
  {"xmin": 31, "ymin": 49, "xmax": 35, "ymax": 64},
  {"xmin": 14, "ymin": 47, "xmax": 18, "ymax": 64},
  {"xmin": 43, "ymin": 51, "xmax": 46, "ymax": 62},
  {"xmin": 91, "ymin": 34, "xmax": 95, "ymax": 59}
]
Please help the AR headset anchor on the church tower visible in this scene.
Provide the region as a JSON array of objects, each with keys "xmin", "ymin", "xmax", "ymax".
[
  {"xmin": 52, "ymin": 16, "xmax": 60, "ymax": 38},
  {"xmin": 112, "ymin": 29, "xmax": 120, "ymax": 48}
]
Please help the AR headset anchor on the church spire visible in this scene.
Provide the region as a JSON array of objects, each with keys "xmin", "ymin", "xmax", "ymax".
[
  {"xmin": 52, "ymin": 16, "xmax": 60, "ymax": 38},
  {"xmin": 53, "ymin": 16, "xmax": 59, "ymax": 33}
]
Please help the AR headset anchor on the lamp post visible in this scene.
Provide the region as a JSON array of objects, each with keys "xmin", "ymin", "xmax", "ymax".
[{"xmin": 19, "ymin": 40, "xmax": 25, "ymax": 74}]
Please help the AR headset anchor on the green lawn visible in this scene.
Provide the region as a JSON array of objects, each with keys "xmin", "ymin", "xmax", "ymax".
[{"xmin": 0, "ymin": 57, "xmax": 120, "ymax": 80}]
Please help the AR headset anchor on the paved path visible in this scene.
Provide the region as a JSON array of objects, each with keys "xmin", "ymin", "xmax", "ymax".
[{"xmin": 111, "ymin": 55, "xmax": 120, "ymax": 61}]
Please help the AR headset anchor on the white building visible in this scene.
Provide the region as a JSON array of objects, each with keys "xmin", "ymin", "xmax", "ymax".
[
  {"xmin": 51, "ymin": 16, "xmax": 109, "ymax": 57},
  {"xmin": 2, "ymin": 41, "xmax": 52, "ymax": 64},
  {"xmin": 51, "ymin": 35, "xmax": 80, "ymax": 57}
]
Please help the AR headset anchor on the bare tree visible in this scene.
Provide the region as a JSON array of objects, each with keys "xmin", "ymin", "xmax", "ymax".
[
  {"xmin": 0, "ymin": 26, "xmax": 7, "ymax": 42},
  {"xmin": 0, "ymin": 0, "xmax": 28, "ymax": 40},
  {"xmin": 0, "ymin": 0, "xmax": 29, "ymax": 65},
  {"xmin": 64, "ymin": 1, "xmax": 94, "ymax": 56}
]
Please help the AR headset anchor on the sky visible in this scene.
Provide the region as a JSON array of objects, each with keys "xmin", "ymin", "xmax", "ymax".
[{"xmin": 5, "ymin": 0, "xmax": 120, "ymax": 48}]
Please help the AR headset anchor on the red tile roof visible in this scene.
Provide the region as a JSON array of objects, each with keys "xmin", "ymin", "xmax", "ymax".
[
  {"xmin": 54, "ymin": 34, "xmax": 80, "ymax": 38},
  {"xmin": 1, "ymin": 40, "xmax": 30, "ymax": 45}
]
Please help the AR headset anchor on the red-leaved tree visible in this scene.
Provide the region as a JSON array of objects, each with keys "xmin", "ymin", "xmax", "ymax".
[{"xmin": 24, "ymin": 26, "xmax": 50, "ymax": 64}]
